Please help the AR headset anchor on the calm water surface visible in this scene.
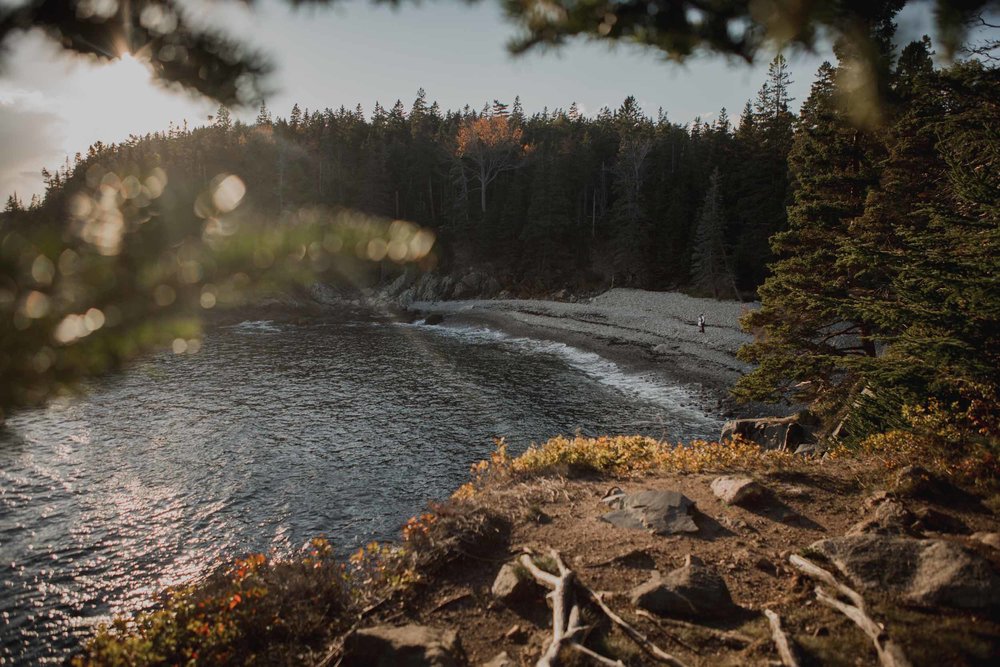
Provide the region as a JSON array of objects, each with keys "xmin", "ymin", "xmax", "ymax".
[{"xmin": 0, "ymin": 317, "xmax": 721, "ymax": 663}]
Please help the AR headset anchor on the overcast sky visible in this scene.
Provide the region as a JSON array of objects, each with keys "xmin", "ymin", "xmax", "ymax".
[{"xmin": 0, "ymin": 0, "xmax": 948, "ymax": 200}]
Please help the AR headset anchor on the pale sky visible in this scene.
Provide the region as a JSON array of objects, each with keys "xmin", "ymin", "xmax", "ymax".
[{"xmin": 0, "ymin": 0, "xmax": 946, "ymax": 200}]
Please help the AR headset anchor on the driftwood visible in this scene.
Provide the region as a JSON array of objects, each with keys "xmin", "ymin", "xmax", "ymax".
[
  {"xmin": 789, "ymin": 555, "xmax": 912, "ymax": 667},
  {"xmin": 764, "ymin": 609, "xmax": 800, "ymax": 667},
  {"xmin": 518, "ymin": 551, "xmax": 586, "ymax": 666},
  {"xmin": 519, "ymin": 550, "xmax": 690, "ymax": 667}
]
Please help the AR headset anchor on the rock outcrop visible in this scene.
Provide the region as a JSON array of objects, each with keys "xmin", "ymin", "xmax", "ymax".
[
  {"xmin": 491, "ymin": 562, "xmax": 542, "ymax": 607},
  {"xmin": 809, "ymin": 534, "xmax": 1000, "ymax": 609},
  {"xmin": 710, "ymin": 476, "xmax": 768, "ymax": 506},
  {"xmin": 600, "ymin": 489, "xmax": 699, "ymax": 535},
  {"xmin": 341, "ymin": 624, "xmax": 464, "ymax": 667},
  {"xmin": 719, "ymin": 415, "xmax": 811, "ymax": 451},
  {"xmin": 630, "ymin": 554, "xmax": 738, "ymax": 618}
]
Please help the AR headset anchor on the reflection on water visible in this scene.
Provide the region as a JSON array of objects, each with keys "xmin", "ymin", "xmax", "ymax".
[{"xmin": 0, "ymin": 317, "xmax": 720, "ymax": 663}]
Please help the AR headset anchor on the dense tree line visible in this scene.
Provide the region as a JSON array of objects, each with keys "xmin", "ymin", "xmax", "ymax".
[
  {"xmin": 5, "ymin": 57, "xmax": 796, "ymax": 296},
  {"xmin": 2, "ymin": 21, "xmax": 998, "ymax": 443},
  {"xmin": 738, "ymin": 25, "xmax": 999, "ymax": 440}
]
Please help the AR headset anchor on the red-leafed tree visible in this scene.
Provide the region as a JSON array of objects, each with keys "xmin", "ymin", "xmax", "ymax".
[{"xmin": 455, "ymin": 115, "xmax": 529, "ymax": 214}]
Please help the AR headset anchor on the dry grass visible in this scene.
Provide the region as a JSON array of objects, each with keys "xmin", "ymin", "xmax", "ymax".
[{"xmin": 453, "ymin": 435, "xmax": 803, "ymax": 500}]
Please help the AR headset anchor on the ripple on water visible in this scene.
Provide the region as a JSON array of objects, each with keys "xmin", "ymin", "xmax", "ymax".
[{"xmin": 0, "ymin": 317, "xmax": 721, "ymax": 663}]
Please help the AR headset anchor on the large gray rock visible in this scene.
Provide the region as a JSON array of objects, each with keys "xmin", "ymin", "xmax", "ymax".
[
  {"xmin": 630, "ymin": 555, "xmax": 738, "ymax": 618},
  {"xmin": 710, "ymin": 476, "xmax": 768, "ymax": 506},
  {"xmin": 809, "ymin": 535, "xmax": 1000, "ymax": 609},
  {"xmin": 720, "ymin": 416, "xmax": 809, "ymax": 451},
  {"xmin": 342, "ymin": 624, "xmax": 464, "ymax": 667},
  {"xmin": 491, "ymin": 561, "xmax": 542, "ymax": 606},
  {"xmin": 601, "ymin": 489, "xmax": 698, "ymax": 535}
]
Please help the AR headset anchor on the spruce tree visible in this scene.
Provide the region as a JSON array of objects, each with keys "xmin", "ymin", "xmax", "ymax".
[
  {"xmin": 690, "ymin": 168, "xmax": 736, "ymax": 299},
  {"xmin": 735, "ymin": 61, "xmax": 879, "ymax": 408}
]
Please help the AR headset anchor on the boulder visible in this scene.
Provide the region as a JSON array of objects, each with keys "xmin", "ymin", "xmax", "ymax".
[
  {"xmin": 630, "ymin": 555, "xmax": 738, "ymax": 619},
  {"xmin": 892, "ymin": 465, "xmax": 938, "ymax": 498},
  {"xmin": 414, "ymin": 274, "xmax": 442, "ymax": 302},
  {"xmin": 481, "ymin": 276, "xmax": 501, "ymax": 298},
  {"xmin": 719, "ymin": 416, "xmax": 810, "ymax": 451},
  {"xmin": 601, "ymin": 489, "xmax": 699, "ymax": 535},
  {"xmin": 424, "ymin": 313, "xmax": 444, "ymax": 326},
  {"xmin": 385, "ymin": 271, "xmax": 416, "ymax": 298},
  {"xmin": 710, "ymin": 476, "xmax": 768, "ymax": 506},
  {"xmin": 809, "ymin": 534, "xmax": 1000, "ymax": 609},
  {"xmin": 341, "ymin": 624, "xmax": 464, "ymax": 667},
  {"xmin": 491, "ymin": 562, "xmax": 543, "ymax": 606},
  {"xmin": 438, "ymin": 276, "xmax": 455, "ymax": 300}
]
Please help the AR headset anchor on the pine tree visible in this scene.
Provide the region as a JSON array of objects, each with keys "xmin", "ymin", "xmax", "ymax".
[
  {"xmin": 255, "ymin": 101, "xmax": 272, "ymax": 126},
  {"xmin": 690, "ymin": 168, "xmax": 736, "ymax": 298},
  {"xmin": 735, "ymin": 61, "xmax": 880, "ymax": 408}
]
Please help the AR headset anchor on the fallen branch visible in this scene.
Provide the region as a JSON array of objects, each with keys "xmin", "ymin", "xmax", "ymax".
[
  {"xmin": 632, "ymin": 610, "xmax": 701, "ymax": 653},
  {"xmin": 578, "ymin": 583, "xmax": 690, "ymax": 667},
  {"xmin": 764, "ymin": 609, "xmax": 800, "ymax": 667},
  {"xmin": 519, "ymin": 551, "xmax": 581, "ymax": 666},
  {"xmin": 636, "ymin": 612, "xmax": 752, "ymax": 647},
  {"xmin": 519, "ymin": 550, "xmax": 690, "ymax": 667},
  {"xmin": 789, "ymin": 555, "xmax": 911, "ymax": 667}
]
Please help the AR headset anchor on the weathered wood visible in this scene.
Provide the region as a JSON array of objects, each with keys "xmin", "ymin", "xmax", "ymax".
[
  {"xmin": 814, "ymin": 588, "xmax": 912, "ymax": 667},
  {"xmin": 578, "ymin": 583, "xmax": 691, "ymax": 667},
  {"xmin": 764, "ymin": 609, "xmax": 800, "ymax": 667},
  {"xmin": 789, "ymin": 555, "xmax": 911, "ymax": 667},
  {"xmin": 518, "ymin": 550, "xmax": 691, "ymax": 667},
  {"xmin": 519, "ymin": 552, "xmax": 578, "ymax": 667}
]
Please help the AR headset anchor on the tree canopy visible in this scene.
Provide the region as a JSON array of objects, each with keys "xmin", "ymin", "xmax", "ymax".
[{"xmin": 2, "ymin": 0, "xmax": 996, "ymax": 106}]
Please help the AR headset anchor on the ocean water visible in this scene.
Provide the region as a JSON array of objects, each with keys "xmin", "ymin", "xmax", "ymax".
[{"xmin": 0, "ymin": 316, "xmax": 721, "ymax": 663}]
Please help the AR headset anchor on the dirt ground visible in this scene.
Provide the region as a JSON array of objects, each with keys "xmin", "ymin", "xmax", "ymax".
[{"xmin": 365, "ymin": 458, "xmax": 1000, "ymax": 666}]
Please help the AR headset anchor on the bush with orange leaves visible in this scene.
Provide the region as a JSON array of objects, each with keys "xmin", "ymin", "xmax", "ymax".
[
  {"xmin": 75, "ymin": 538, "xmax": 351, "ymax": 666},
  {"xmin": 453, "ymin": 435, "xmax": 800, "ymax": 500}
]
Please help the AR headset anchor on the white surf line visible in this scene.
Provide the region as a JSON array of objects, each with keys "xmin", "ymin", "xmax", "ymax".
[{"xmin": 398, "ymin": 321, "xmax": 721, "ymax": 429}]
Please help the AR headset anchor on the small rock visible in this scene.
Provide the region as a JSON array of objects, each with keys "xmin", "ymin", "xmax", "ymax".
[
  {"xmin": 719, "ymin": 516, "xmax": 749, "ymax": 532},
  {"xmin": 491, "ymin": 562, "xmax": 542, "ymax": 607},
  {"xmin": 630, "ymin": 554, "xmax": 739, "ymax": 618},
  {"xmin": 784, "ymin": 486, "xmax": 811, "ymax": 500},
  {"xmin": 971, "ymin": 532, "xmax": 1000, "ymax": 550},
  {"xmin": 809, "ymin": 535, "xmax": 1000, "ymax": 609},
  {"xmin": 482, "ymin": 651, "xmax": 514, "ymax": 667},
  {"xmin": 862, "ymin": 490, "xmax": 893, "ymax": 510},
  {"xmin": 342, "ymin": 624, "xmax": 464, "ymax": 667},
  {"xmin": 601, "ymin": 489, "xmax": 699, "ymax": 535},
  {"xmin": 711, "ymin": 476, "xmax": 768, "ymax": 506}
]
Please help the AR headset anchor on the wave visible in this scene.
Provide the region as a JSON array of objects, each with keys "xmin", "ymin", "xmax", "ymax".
[
  {"xmin": 400, "ymin": 322, "xmax": 718, "ymax": 426},
  {"xmin": 228, "ymin": 320, "xmax": 282, "ymax": 333}
]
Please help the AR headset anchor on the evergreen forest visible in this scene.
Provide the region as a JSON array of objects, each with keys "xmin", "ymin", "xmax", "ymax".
[{"xmin": 1, "ymin": 34, "xmax": 998, "ymax": 442}]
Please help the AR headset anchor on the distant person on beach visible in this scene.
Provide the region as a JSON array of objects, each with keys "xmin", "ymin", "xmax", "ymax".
[{"xmin": 698, "ymin": 313, "xmax": 705, "ymax": 333}]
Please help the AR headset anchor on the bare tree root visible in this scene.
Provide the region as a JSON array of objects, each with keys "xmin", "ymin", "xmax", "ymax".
[
  {"xmin": 789, "ymin": 555, "xmax": 912, "ymax": 667},
  {"xmin": 764, "ymin": 609, "xmax": 800, "ymax": 667},
  {"xmin": 519, "ymin": 550, "xmax": 690, "ymax": 667}
]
